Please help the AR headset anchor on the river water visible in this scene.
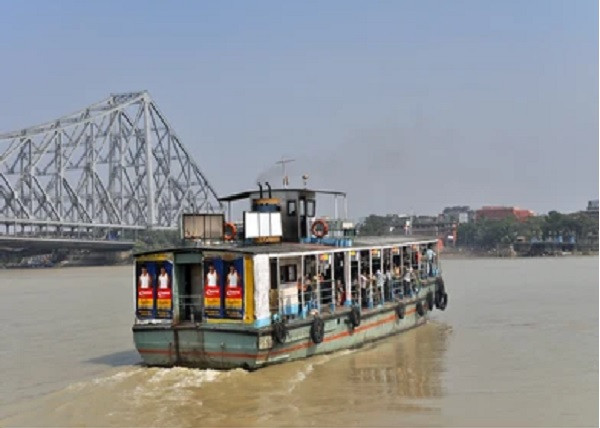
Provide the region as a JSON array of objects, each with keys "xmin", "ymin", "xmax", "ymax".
[{"xmin": 0, "ymin": 257, "xmax": 597, "ymax": 426}]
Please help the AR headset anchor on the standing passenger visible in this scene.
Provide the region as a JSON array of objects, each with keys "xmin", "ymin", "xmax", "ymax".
[
  {"xmin": 336, "ymin": 280, "xmax": 345, "ymax": 306},
  {"xmin": 426, "ymin": 246, "xmax": 436, "ymax": 277},
  {"xmin": 376, "ymin": 269, "xmax": 385, "ymax": 304},
  {"xmin": 384, "ymin": 266, "xmax": 393, "ymax": 301},
  {"xmin": 360, "ymin": 270, "xmax": 368, "ymax": 307}
]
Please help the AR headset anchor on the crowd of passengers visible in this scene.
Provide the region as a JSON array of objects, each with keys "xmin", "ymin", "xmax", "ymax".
[{"xmin": 294, "ymin": 244, "xmax": 438, "ymax": 314}]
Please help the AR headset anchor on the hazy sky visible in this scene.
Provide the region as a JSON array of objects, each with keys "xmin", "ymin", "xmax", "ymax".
[{"xmin": 0, "ymin": 0, "xmax": 597, "ymax": 218}]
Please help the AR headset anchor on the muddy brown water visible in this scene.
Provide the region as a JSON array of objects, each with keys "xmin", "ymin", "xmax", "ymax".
[{"xmin": 0, "ymin": 257, "xmax": 597, "ymax": 426}]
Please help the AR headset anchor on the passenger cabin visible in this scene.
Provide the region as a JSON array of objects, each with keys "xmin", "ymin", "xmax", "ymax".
[{"xmin": 133, "ymin": 186, "xmax": 441, "ymax": 329}]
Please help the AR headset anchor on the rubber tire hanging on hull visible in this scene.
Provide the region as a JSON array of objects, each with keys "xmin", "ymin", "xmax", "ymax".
[
  {"xmin": 310, "ymin": 317, "xmax": 325, "ymax": 344},
  {"xmin": 426, "ymin": 292, "xmax": 435, "ymax": 311},
  {"xmin": 416, "ymin": 300, "xmax": 426, "ymax": 317},
  {"xmin": 437, "ymin": 292, "xmax": 448, "ymax": 311},
  {"xmin": 396, "ymin": 303, "xmax": 406, "ymax": 319},
  {"xmin": 435, "ymin": 277, "xmax": 448, "ymax": 311},
  {"xmin": 349, "ymin": 306, "xmax": 361, "ymax": 328},
  {"xmin": 272, "ymin": 321, "xmax": 287, "ymax": 344},
  {"xmin": 435, "ymin": 276, "xmax": 446, "ymax": 293}
]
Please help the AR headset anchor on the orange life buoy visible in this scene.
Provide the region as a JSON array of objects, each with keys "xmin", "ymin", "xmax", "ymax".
[
  {"xmin": 224, "ymin": 222, "xmax": 237, "ymax": 241},
  {"xmin": 311, "ymin": 219, "xmax": 329, "ymax": 238}
]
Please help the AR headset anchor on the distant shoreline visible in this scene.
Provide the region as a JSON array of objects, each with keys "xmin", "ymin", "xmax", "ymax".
[
  {"xmin": 2, "ymin": 250, "xmax": 597, "ymax": 270},
  {"xmin": 441, "ymin": 248, "xmax": 598, "ymax": 259}
]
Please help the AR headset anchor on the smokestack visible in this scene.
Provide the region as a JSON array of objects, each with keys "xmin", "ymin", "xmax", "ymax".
[
  {"xmin": 257, "ymin": 182, "xmax": 263, "ymax": 199},
  {"xmin": 265, "ymin": 181, "xmax": 272, "ymax": 198}
]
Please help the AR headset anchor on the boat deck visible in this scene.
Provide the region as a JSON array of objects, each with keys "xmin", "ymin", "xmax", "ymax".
[{"xmin": 134, "ymin": 235, "xmax": 438, "ymax": 257}]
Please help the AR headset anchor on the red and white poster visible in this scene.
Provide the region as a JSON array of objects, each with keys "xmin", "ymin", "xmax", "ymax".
[
  {"xmin": 203, "ymin": 261, "xmax": 223, "ymax": 318},
  {"xmin": 156, "ymin": 287, "xmax": 172, "ymax": 316},
  {"xmin": 204, "ymin": 285, "xmax": 221, "ymax": 317},
  {"xmin": 224, "ymin": 263, "xmax": 243, "ymax": 318},
  {"xmin": 137, "ymin": 288, "xmax": 154, "ymax": 318}
]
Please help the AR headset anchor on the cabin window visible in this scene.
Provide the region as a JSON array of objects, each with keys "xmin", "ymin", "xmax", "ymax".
[
  {"xmin": 280, "ymin": 264, "xmax": 297, "ymax": 283},
  {"xmin": 306, "ymin": 199, "xmax": 315, "ymax": 217},
  {"xmin": 287, "ymin": 200, "xmax": 297, "ymax": 216},
  {"xmin": 270, "ymin": 259, "xmax": 278, "ymax": 290}
]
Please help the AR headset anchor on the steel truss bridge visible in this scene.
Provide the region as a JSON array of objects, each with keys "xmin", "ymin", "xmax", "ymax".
[{"xmin": 0, "ymin": 91, "xmax": 221, "ymax": 252}]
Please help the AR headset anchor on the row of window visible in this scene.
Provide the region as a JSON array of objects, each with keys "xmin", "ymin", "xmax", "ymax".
[{"xmin": 287, "ymin": 199, "xmax": 315, "ymax": 217}]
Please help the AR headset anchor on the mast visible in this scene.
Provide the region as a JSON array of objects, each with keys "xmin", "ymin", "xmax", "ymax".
[{"xmin": 275, "ymin": 157, "xmax": 295, "ymax": 188}]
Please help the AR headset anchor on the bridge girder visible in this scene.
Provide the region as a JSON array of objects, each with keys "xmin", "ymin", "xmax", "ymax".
[{"xmin": 0, "ymin": 91, "xmax": 222, "ymax": 240}]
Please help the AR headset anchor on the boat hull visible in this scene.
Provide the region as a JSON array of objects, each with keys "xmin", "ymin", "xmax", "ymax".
[{"xmin": 133, "ymin": 284, "xmax": 438, "ymax": 369}]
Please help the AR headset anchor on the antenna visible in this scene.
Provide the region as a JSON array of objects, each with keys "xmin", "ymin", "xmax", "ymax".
[{"xmin": 275, "ymin": 157, "xmax": 295, "ymax": 188}]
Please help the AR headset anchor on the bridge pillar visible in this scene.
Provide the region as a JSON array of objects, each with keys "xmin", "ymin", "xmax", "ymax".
[{"xmin": 143, "ymin": 93, "xmax": 156, "ymax": 227}]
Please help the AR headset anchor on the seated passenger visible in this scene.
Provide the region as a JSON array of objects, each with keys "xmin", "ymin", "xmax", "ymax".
[{"xmin": 335, "ymin": 280, "xmax": 345, "ymax": 306}]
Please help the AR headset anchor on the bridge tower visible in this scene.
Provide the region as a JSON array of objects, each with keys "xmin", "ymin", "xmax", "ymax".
[{"xmin": 0, "ymin": 91, "xmax": 222, "ymax": 247}]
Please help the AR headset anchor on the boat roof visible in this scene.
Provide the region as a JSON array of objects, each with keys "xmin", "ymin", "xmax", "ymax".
[
  {"xmin": 218, "ymin": 188, "xmax": 346, "ymax": 202},
  {"xmin": 134, "ymin": 235, "xmax": 438, "ymax": 258}
]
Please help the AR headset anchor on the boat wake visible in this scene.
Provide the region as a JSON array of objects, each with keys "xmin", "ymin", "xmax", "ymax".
[{"xmin": 3, "ymin": 346, "xmax": 364, "ymax": 427}]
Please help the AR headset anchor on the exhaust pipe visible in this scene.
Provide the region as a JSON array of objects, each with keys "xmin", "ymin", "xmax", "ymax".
[
  {"xmin": 257, "ymin": 182, "xmax": 263, "ymax": 198},
  {"xmin": 265, "ymin": 181, "xmax": 272, "ymax": 198}
]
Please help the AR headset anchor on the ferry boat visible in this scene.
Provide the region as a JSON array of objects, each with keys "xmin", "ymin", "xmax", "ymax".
[{"xmin": 132, "ymin": 183, "xmax": 448, "ymax": 369}]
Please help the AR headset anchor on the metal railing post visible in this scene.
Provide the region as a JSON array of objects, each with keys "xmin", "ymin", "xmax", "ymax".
[
  {"xmin": 315, "ymin": 254, "xmax": 320, "ymax": 313},
  {"xmin": 300, "ymin": 255, "xmax": 305, "ymax": 319},
  {"xmin": 330, "ymin": 252, "xmax": 335, "ymax": 312},
  {"xmin": 368, "ymin": 250, "xmax": 373, "ymax": 309}
]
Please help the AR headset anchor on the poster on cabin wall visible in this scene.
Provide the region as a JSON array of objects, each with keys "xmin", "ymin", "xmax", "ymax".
[
  {"xmin": 135, "ymin": 257, "xmax": 174, "ymax": 319},
  {"xmin": 155, "ymin": 261, "xmax": 174, "ymax": 319},
  {"xmin": 224, "ymin": 258, "xmax": 244, "ymax": 319},
  {"xmin": 204, "ymin": 258, "xmax": 224, "ymax": 318},
  {"xmin": 136, "ymin": 262, "xmax": 156, "ymax": 318}
]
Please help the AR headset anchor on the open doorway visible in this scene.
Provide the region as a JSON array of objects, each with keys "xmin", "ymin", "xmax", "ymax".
[{"xmin": 176, "ymin": 263, "xmax": 203, "ymax": 323}]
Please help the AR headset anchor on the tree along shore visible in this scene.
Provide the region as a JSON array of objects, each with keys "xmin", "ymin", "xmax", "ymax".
[{"xmin": 358, "ymin": 211, "xmax": 598, "ymax": 255}]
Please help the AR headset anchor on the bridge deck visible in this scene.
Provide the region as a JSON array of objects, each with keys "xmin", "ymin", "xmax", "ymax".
[{"xmin": 0, "ymin": 236, "xmax": 134, "ymax": 252}]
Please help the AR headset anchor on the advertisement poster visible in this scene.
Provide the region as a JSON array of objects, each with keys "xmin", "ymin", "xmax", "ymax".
[
  {"xmin": 224, "ymin": 258, "xmax": 244, "ymax": 319},
  {"xmin": 204, "ymin": 259, "xmax": 223, "ymax": 318},
  {"xmin": 135, "ymin": 259, "xmax": 173, "ymax": 319},
  {"xmin": 155, "ymin": 262, "xmax": 173, "ymax": 319}
]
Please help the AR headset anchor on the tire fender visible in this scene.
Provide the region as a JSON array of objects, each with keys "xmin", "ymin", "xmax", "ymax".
[{"xmin": 310, "ymin": 317, "xmax": 325, "ymax": 344}]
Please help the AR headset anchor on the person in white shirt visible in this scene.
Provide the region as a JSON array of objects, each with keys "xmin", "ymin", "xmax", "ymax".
[
  {"xmin": 376, "ymin": 269, "xmax": 385, "ymax": 304},
  {"xmin": 359, "ymin": 270, "xmax": 369, "ymax": 307},
  {"xmin": 226, "ymin": 265, "xmax": 239, "ymax": 287},
  {"xmin": 158, "ymin": 266, "xmax": 170, "ymax": 289},
  {"xmin": 384, "ymin": 266, "xmax": 393, "ymax": 300},
  {"xmin": 426, "ymin": 246, "xmax": 436, "ymax": 277},
  {"xmin": 206, "ymin": 264, "xmax": 219, "ymax": 287},
  {"xmin": 138, "ymin": 265, "xmax": 152, "ymax": 289},
  {"xmin": 403, "ymin": 266, "xmax": 415, "ymax": 297}
]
